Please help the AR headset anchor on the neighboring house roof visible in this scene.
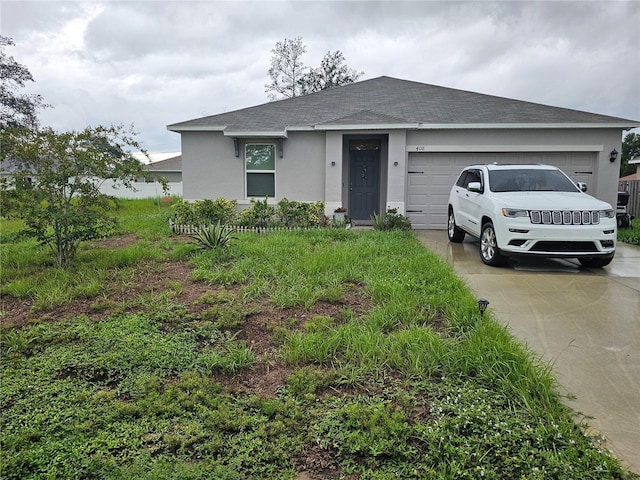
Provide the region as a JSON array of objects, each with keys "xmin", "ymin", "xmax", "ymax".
[
  {"xmin": 143, "ymin": 155, "xmax": 182, "ymax": 173},
  {"xmin": 619, "ymin": 172, "xmax": 640, "ymax": 181},
  {"xmin": 620, "ymin": 157, "xmax": 640, "ymax": 181},
  {"xmin": 167, "ymin": 76, "xmax": 639, "ymax": 137}
]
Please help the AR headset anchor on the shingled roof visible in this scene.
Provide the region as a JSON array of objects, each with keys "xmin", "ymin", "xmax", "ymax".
[
  {"xmin": 142, "ymin": 155, "xmax": 181, "ymax": 172},
  {"xmin": 167, "ymin": 76, "xmax": 638, "ymax": 136}
]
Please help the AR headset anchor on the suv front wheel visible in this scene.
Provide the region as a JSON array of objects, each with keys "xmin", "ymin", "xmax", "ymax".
[{"xmin": 480, "ymin": 222, "xmax": 505, "ymax": 266}]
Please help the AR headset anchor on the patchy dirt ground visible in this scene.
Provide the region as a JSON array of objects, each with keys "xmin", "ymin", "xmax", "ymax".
[{"xmin": 0, "ymin": 234, "xmax": 375, "ymax": 479}]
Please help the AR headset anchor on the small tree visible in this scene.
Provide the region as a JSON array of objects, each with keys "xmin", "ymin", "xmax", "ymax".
[
  {"xmin": 1, "ymin": 125, "xmax": 165, "ymax": 267},
  {"xmin": 621, "ymin": 132, "xmax": 640, "ymax": 177},
  {"xmin": 298, "ymin": 50, "xmax": 363, "ymax": 95}
]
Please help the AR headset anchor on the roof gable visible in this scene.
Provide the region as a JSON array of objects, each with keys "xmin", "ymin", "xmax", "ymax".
[
  {"xmin": 321, "ymin": 109, "xmax": 416, "ymax": 126},
  {"xmin": 168, "ymin": 76, "xmax": 639, "ymax": 135},
  {"xmin": 143, "ymin": 155, "xmax": 182, "ymax": 172}
]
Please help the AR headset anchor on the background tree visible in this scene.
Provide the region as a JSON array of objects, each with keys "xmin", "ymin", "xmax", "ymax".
[
  {"xmin": 265, "ymin": 38, "xmax": 364, "ymax": 100},
  {"xmin": 299, "ymin": 50, "xmax": 364, "ymax": 95},
  {"xmin": 1, "ymin": 125, "xmax": 165, "ymax": 267},
  {"xmin": 0, "ymin": 36, "xmax": 48, "ymax": 130},
  {"xmin": 620, "ymin": 131, "xmax": 640, "ymax": 177},
  {"xmin": 265, "ymin": 37, "xmax": 307, "ymax": 100}
]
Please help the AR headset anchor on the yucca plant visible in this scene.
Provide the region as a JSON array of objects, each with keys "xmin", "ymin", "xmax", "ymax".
[
  {"xmin": 371, "ymin": 208, "xmax": 412, "ymax": 231},
  {"xmin": 370, "ymin": 211, "xmax": 386, "ymax": 230},
  {"xmin": 191, "ymin": 222, "xmax": 236, "ymax": 250}
]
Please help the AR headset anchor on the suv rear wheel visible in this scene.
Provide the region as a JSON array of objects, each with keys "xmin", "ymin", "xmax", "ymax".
[
  {"xmin": 447, "ymin": 208, "xmax": 465, "ymax": 243},
  {"xmin": 480, "ymin": 222, "xmax": 505, "ymax": 266}
]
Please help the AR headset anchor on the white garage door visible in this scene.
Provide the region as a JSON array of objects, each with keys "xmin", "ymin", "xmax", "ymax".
[{"xmin": 406, "ymin": 152, "xmax": 597, "ymax": 229}]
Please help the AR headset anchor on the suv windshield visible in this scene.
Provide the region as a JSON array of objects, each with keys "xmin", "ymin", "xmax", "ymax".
[{"xmin": 489, "ymin": 169, "xmax": 579, "ymax": 193}]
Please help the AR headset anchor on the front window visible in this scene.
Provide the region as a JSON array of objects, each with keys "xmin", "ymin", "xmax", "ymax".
[
  {"xmin": 245, "ymin": 144, "xmax": 275, "ymax": 197},
  {"xmin": 489, "ymin": 169, "xmax": 579, "ymax": 193}
]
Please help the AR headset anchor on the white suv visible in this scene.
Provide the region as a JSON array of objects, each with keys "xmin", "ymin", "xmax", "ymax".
[{"xmin": 447, "ymin": 164, "xmax": 616, "ymax": 267}]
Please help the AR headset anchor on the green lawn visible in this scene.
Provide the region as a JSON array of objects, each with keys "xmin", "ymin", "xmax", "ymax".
[{"xmin": 1, "ymin": 199, "xmax": 636, "ymax": 479}]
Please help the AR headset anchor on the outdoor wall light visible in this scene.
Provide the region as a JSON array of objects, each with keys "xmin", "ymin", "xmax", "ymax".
[
  {"xmin": 277, "ymin": 138, "xmax": 284, "ymax": 158},
  {"xmin": 393, "ymin": 161, "xmax": 399, "ymax": 166},
  {"xmin": 477, "ymin": 298, "xmax": 490, "ymax": 317},
  {"xmin": 331, "ymin": 161, "xmax": 336, "ymax": 166},
  {"xmin": 609, "ymin": 149, "xmax": 618, "ymax": 163}
]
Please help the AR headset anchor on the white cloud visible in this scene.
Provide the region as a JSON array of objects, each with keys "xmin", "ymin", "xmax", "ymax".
[{"xmin": 2, "ymin": 0, "xmax": 638, "ymax": 152}]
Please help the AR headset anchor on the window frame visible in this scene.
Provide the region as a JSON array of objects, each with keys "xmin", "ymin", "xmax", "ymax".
[{"xmin": 244, "ymin": 143, "xmax": 276, "ymax": 198}]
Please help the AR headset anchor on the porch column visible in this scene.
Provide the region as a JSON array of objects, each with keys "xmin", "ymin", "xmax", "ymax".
[
  {"xmin": 324, "ymin": 131, "xmax": 343, "ymax": 216},
  {"xmin": 386, "ymin": 130, "xmax": 407, "ymax": 214}
]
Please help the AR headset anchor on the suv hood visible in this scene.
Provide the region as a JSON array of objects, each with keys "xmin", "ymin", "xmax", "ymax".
[{"xmin": 495, "ymin": 192, "xmax": 612, "ymax": 210}]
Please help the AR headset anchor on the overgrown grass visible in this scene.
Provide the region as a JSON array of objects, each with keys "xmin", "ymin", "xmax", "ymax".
[
  {"xmin": 1, "ymin": 199, "xmax": 175, "ymax": 310},
  {"xmin": 618, "ymin": 218, "xmax": 640, "ymax": 245},
  {"xmin": 1, "ymin": 200, "xmax": 636, "ymax": 479}
]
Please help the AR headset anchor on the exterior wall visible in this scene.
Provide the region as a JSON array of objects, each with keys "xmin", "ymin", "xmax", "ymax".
[
  {"xmin": 325, "ymin": 132, "xmax": 343, "ymax": 213},
  {"xmin": 152, "ymin": 171, "xmax": 182, "ymax": 183},
  {"xmin": 181, "ymin": 131, "xmax": 325, "ymax": 204},
  {"xmin": 182, "ymin": 132, "xmax": 242, "ymax": 201},
  {"xmin": 276, "ymin": 131, "xmax": 325, "ymax": 202},
  {"xmin": 405, "ymin": 128, "xmax": 623, "ymax": 208},
  {"xmin": 387, "ymin": 130, "xmax": 408, "ymax": 214}
]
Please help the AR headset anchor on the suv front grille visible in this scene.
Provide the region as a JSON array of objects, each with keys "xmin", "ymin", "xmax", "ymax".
[
  {"xmin": 531, "ymin": 241, "xmax": 598, "ymax": 252},
  {"xmin": 529, "ymin": 210, "xmax": 600, "ymax": 225}
]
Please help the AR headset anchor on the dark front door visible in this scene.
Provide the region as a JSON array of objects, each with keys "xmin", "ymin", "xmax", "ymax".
[{"xmin": 349, "ymin": 149, "xmax": 380, "ymax": 220}]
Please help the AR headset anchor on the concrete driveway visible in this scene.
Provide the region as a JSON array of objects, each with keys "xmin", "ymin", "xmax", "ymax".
[{"xmin": 416, "ymin": 231, "xmax": 640, "ymax": 474}]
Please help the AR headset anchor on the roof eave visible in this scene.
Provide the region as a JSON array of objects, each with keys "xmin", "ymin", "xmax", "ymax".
[
  {"xmin": 315, "ymin": 123, "xmax": 420, "ymax": 131},
  {"xmin": 167, "ymin": 124, "xmax": 288, "ymax": 138},
  {"xmin": 417, "ymin": 122, "xmax": 640, "ymax": 129},
  {"xmin": 167, "ymin": 125, "xmax": 226, "ymax": 132},
  {"xmin": 168, "ymin": 121, "xmax": 639, "ymax": 133},
  {"xmin": 223, "ymin": 130, "xmax": 288, "ymax": 138}
]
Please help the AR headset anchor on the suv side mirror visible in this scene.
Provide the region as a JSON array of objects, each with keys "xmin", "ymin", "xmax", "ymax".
[
  {"xmin": 467, "ymin": 181, "xmax": 483, "ymax": 193},
  {"xmin": 576, "ymin": 182, "xmax": 588, "ymax": 192}
]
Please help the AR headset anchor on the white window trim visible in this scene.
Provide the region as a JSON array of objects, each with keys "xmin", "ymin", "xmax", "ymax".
[{"xmin": 245, "ymin": 143, "xmax": 276, "ymax": 199}]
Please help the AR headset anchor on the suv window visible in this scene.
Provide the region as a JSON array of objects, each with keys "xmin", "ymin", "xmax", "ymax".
[
  {"xmin": 489, "ymin": 169, "xmax": 579, "ymax": 193},
  {"xmin": 456, "ymin": 170, "xmax": 482, "ymax": 189},
  {"xmin": 455, "ymin": 172, "xmax": 469, "ymax": 188}
]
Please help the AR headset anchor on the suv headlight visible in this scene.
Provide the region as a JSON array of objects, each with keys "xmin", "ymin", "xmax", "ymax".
[
  {"xmin": 502, "ymin": 208, "xmax": 529, "ymax": 218},
  {"xmin": 600, "ymin": 209, "xmax": 615, "ymax": 219}
]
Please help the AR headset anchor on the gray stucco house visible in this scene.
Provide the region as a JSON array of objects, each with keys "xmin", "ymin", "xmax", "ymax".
[{"xmin": 167, "ymin": 76, "xmax": 638, "ymax": 229}]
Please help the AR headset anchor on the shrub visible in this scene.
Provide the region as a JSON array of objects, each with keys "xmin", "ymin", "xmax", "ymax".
[
  {"xmin": 171, "ymin": 200, "xmax": 198, "ymax": 225},
  {"xmin": 193, "ymin": 198, "xmax": 238, "ymax": 225},
  {"xmin": 171, "ymin": 198, "xmax": 238, "ymax": 226},
  {"xmin": 371, "ymin": 208, "xmax": 412, "ymax": 231},
  {"xmin": 173, "ymin": 197, "xmax": 326, "ymax": 229},
  {"xmin": 277, "ymin": 198, "xmax": 326, "ymax": 227},
  {"xmin": 238, "ymin": 198, "xmax": 276, "ymax": 228}
]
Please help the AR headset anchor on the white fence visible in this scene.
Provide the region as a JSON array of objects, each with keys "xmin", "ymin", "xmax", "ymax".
[
  {"xmin": 98, "ymin": 180, "xmax": 182, "ymax": 199},
  {"xmin": 168, "ymin": 219, "xmax": 317, "ymax": 235}
]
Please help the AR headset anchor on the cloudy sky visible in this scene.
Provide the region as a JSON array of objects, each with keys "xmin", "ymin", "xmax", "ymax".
[{"xmin": 2, "ymin": 0, "xmax": 639, "ymax": 154}]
